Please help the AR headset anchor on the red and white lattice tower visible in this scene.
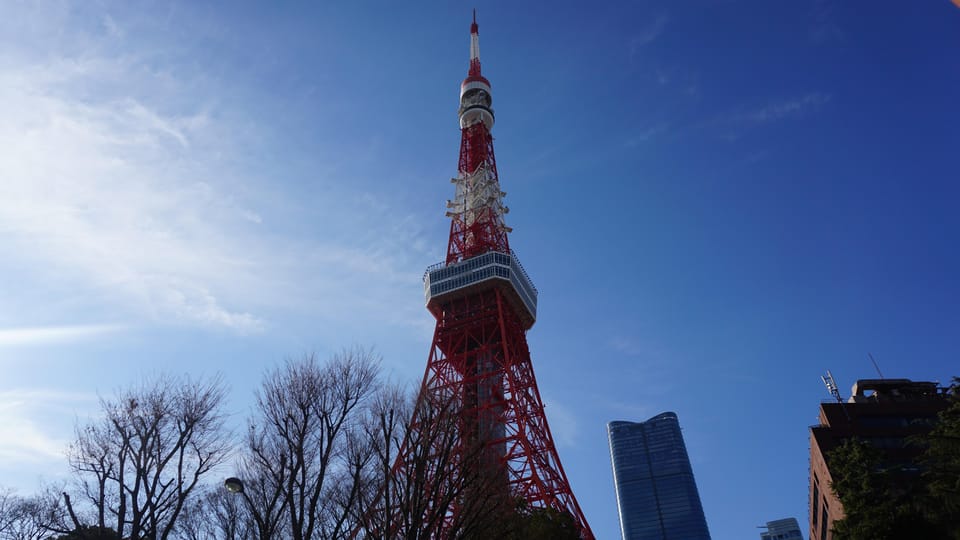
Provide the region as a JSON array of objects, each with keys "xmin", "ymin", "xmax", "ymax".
[{"xmin": 414, "ymin": 13, "xmax": 594, "ymax": 538}]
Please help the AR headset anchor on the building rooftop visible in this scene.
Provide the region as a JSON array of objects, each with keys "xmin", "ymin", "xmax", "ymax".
[{"xmin": 848, "ymin": 378, "xmax": 944, "ymax": 403}]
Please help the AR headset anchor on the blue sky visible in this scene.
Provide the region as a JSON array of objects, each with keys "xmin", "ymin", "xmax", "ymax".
[{"xmin": 1, "ymin": 1, "xmax": 958, "ymax": 539}]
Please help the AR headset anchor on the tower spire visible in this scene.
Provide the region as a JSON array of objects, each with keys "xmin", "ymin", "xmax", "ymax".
[{"xmin": 469, "ymin": 10, "xmax": 481, "ymax": 76}]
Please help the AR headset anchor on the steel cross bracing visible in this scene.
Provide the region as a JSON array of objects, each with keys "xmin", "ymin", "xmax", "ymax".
[
  {"xmin": 399, "ymin": 14, "xmax": 596, "ymax": 540},
  {"xmin": 420, "ymin": 290, "xmax": 591, "ymax": 522}
]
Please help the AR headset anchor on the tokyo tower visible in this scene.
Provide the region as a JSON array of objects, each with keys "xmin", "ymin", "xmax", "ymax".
[{"xmin": 410, "ymin": 13, "xmax": 594, "ymax": 538}]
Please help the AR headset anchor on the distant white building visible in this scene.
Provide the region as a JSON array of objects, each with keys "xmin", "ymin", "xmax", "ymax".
[{"xmin": 760, "ymin": 518, "xmax": 803, "ymax": 540}]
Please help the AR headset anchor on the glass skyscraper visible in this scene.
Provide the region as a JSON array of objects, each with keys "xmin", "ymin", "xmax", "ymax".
[
  {"xmin": 607, "ymin": 412, "xmax": 711, "ymax": 540},
  {"xmin": 760, "ymin": 517, "xmax": 803, "ymax": 540}
]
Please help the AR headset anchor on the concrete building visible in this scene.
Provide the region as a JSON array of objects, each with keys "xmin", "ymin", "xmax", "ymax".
[
  {"xmin": 808, "ymin": 378, "xmax": 948, "ymax": 540},
  {"xmin": 608, "ymin": 412, "xmax": 710, "ymax": 540},
  {"xmin": 760, "ymin": 517, "xmax": 802, "ymax": 540}
]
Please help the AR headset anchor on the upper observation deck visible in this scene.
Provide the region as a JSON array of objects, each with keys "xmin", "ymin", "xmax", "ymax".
[{"xmin": 424, "ymin": 250, "xmax": 538, "ymax": 330}]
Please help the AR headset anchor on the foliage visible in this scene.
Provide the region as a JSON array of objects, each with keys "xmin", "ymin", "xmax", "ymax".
[
  {"xmin": 505, "ymin": 502, "xmax": 581, "ymax": 540},
  {"xmin": 921, "ymin": 377, "xmax": 960, "ymax": 538},
  {"xmin": 828, "ymin": 438, "xmax": 905, "ymax": 540}
]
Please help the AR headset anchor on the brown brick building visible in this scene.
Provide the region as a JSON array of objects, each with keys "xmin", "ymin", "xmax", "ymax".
[{"xmin": 808, "ymin": 378, "xmax": 948, "ymax": 540}]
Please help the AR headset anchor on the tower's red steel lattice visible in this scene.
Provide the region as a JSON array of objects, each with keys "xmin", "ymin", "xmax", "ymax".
[{"xmin": 411, "ymin": 14, "xmax": 594, "ymax": 538}]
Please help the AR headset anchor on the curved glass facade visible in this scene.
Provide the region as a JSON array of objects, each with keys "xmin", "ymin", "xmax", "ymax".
[{"xmin": 608, "ymin": 413, "xmax": 711, "ymax": 540}]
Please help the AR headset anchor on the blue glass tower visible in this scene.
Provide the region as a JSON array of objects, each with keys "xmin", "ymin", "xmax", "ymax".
[{"xmin": 607, "ymin": 413, "xmax": 711, "ymax": 540}]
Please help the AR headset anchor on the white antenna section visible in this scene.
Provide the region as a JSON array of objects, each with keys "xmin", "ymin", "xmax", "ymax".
[
  {"xmin": 470, "ymin": 28, "xmax": 480, "ymax": 61},
  {"xmin": 821, "ymin": 370, "xmax": 843, "ymax": 403},
  {"xmin": 445, "ymin": 163, "xmax": 511, "ymax": 233}
]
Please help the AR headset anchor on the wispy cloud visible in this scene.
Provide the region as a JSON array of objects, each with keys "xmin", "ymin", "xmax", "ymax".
[
  {"xmin": 0, "ymin": 325, "xmax": 123, "ymax": 347},
  {"xmin": 605, "ymin": 336, "xmax": 670, "ymax": 388},
  {"xmin": 624, "ymin": 124, "xmax": 669, "ymax": 147},
  {"xmin": 542, "ymin": 395, "xmax": 579, "ymax": 448},
  {"xmin": 652, "ymin": 67, "xmax": 700, "ymax": 99},
  {"xmin": 745, "ymin": 93, "xmax": 831, "ymax": 124},
  {"xmin": 0, "ymin": 9, "xmax": 433, "ymax": 337},
  {"xmin": 101, "ymin": 14, "xmax": 122, "ymax": 38},
  {"xmin": 609, "ymin": 336, "xmax": 650, "ymax": 357},
  {"xmin": 0, "ymin": 389, "xmax": 96, "ymax": 463},
  {"xmin": 601, "ymin": 398, "xmax": 654, "ymax": 422},
  {"xmin": 0, "ymin": 73, "xmax": 266, "ymax": 332},
  {"xmin": 810, "ymin": 0, "xmax": 843, "ymax": 43},
  {"xmin": 629, "ymin": 14, "xmax": 668, "ymax": 58},
  {"xmin": 710, "ymin": 92, "xmax": 831, "ymax": 141}
]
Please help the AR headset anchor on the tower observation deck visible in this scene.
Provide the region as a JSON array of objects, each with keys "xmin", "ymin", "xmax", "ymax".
[{"xmin": 409, "ymin": 13, "xmax": 595, "ymax": 538}]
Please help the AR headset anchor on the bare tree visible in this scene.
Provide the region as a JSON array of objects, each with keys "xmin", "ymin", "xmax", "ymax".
[
  {"xmin": 231, "ymin": 434, "xmax": 289, "ymax": 540},
  {"xmin": 0, "ymin": 489, "xmax": 17, "ymax": 538},
  {"xmin": 172, "ymin": 485, "xmax": 253, "ymax": 540},
  {"xmin": 352, "ymin": 385, "xmax": 514, "ymax": 540},
  {"xmin": 65, "ymin": 374, "xmax": 229, "ymax": 540},
  {"xmin": 0, "ymin": 496, "xmax": 47, "ymax": 540},
  {"xmin": 205, "ymin": 347, "xmax": 514, "ymax": 539},
  {"xmin": 0, "ymin": 487, "xmax": 72, "ymax": 540},
  {"xmin": 241, "ymin": 348, "xmax": 379, "ymax": 540}
]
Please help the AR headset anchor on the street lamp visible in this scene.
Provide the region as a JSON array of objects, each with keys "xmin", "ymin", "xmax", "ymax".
[{"xmin": 224, "ymin": 477, "xmax": 245, "ymax": 494}]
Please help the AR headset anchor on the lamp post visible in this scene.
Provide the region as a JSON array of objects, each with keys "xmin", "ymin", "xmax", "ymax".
[
  {"xmin": 224, "ymin": 477, "xmax": 245, "ymax": 494},
  {"xmin": 223, "ymin": 476, "xmax": 278, "ymax": 540}
]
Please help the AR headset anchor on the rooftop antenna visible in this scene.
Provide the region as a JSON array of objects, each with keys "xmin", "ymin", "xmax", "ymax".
[
  {"xmin": 821, "ymin": 370, "xmax": 851, "ymax": 422},
  {"xmin": 868, "ymin": 353, "xmax": 885, "ymax": 379},
  {"xmin": 821, "ymin": 370, "xmax": 843, "ymax": 403}
]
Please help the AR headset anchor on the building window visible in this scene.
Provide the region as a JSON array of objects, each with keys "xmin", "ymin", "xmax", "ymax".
[
  {"xmin": 820, "ymin": 502, "xmax": 828, "ymax": 540},
  {"xmin": 812, "ymin": 478, "xmax": 820, "ymax": 525}
]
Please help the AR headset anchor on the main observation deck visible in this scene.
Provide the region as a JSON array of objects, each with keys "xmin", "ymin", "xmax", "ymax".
[{"xmin": 424, "ymin": 250, "xmax": 538, "ymax": 330}]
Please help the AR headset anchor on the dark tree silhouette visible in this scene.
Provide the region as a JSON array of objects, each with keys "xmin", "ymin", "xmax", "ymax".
[
  {"xmin": 46, "ymin": 525, "xmax": 120, "ymax": 540},
  {"xmin": 173, "ymin": 485, "xmax": 253, "ymax": 540},
  {"xmin": 920, "ymin": 377, "xmax": 960, "ymax": 538},
  {"xmin": 241, "ymin": 349, "xmax": 379, "ymax": 540},
  {"xmin": 828, "ymin": 438, "xmax": 901, "ymax": 540},
  {"xmin": 507, "ymin": 504, "xmax": 581, "ymax": 540}
]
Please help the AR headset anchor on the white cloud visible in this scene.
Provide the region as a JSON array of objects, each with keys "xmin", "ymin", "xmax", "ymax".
[
  {"xmin": 0, "ymin": 325, "xmax": 123, "ymax": 347},
  {"xmin": 0, "ymin": 389, "xmax": 95, "ymax": 463},
  {"xmin": 0, "ymin": 76, "xmax": 264, "ymax": 331}
]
